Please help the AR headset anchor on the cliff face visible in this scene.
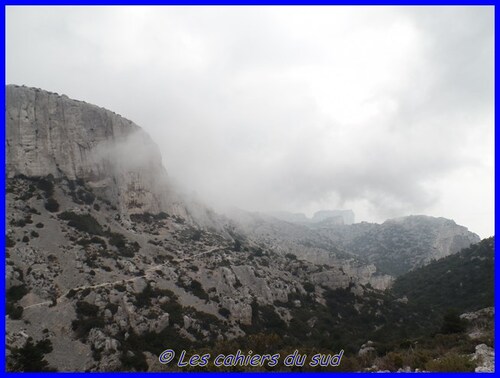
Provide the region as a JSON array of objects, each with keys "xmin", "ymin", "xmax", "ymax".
[
  {"xmin": 6, "ymin": 85, "xmax": 185, "ymax": 216},
  {"xmin": 232, "ymin": 209, "xmax": 480, "ymax": 280},
  {"xmin": 314, "ymin": 215, "xmax": 481, "ymax": 276}
]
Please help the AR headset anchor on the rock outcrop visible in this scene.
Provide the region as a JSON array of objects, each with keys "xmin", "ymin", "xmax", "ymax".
[
  {"xmin": 314, "ymin": 215, "xmax": 481, "ymax": 276},
  {"xmin": 7, "ymin": 85, "xmax": 187, "ymax": 217},
  {"xmin": 472, "ymin": 344, "xmax": 495, "ymax": 372}
]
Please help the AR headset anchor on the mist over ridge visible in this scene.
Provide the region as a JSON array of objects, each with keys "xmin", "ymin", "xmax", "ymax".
[{"xmin": 6, "ymin": 6, "xmax": 494, "ymax": 238}]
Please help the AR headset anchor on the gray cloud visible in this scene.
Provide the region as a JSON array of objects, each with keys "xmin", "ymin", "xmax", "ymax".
[{"xmin": 6, "ymin": 6, "xmax": 494, "ymax": 237}]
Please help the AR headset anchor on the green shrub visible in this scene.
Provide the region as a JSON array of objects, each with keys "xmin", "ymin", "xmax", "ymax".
[
  {"xmin": 72, "ymin": 301, "xmax": 104, "ymax": 340},
  {"xmin": 44, "ymin": 198, "xmax": 60, "ymax": 212},
  {"xmin": 303, "ymin": 282, "xmax": 315, "ymax": 293},
  {"xmin": 135, "ymin": 284, "xmax": 178, "ymax": 309},
  {"xmin": 77, "ymin": 236, "xmax": 106, "ymax": 248},
  {"xmin": 11, "ymin": 219, "xmax": 26, "ymax": 228},
  {"xmin": 159, "ymin": 299, "xmax": 184, "ymax": 326},
  {"xmin": 6, "ymin": 235, "xmax": 16, "ymax": 248},
  {"xmin": 406, "ymin": 349, "xmax": 434, "ymax": 370},
  {"xmin": 92, "ymin": 346, "xmax": 102, "ymax": 362},
  {"xmin": 58, "ymin": 211, "xmax": 103, "ymax": 235},
  {"xmin": 90, "ymin": 236, "xmax": 106, "ymax": 247},
  {"xmin": 8, "ymin": 338, "xmax": 55, "ymax": 372},
  {"xmin": 378, "ymin": 351, "xmax": 404, "ymax": 371},
  {"xmin": 251, "ymin": 249, "xmax": 264, "ymax": 257},
  {"xmin": 125, "ymin": 241, "xmax": 140, "ymax": 257},
  {"xmin": 234, "ymin": 239, "xmax": 242, "ymax": 252},
  {"xmin": 19, "ymin": 191, "xmax": 35, "ymax": 201},
  {"xmin": 76, "ymin": 188, "xmax": 95, "ymax": 205},
  {"xmin": 158, "ymin": 212, "xmax": 169, "ymax": 219},
  {"xmin": 75, "ymin": 301, "xmax": 99, "ymax": 317},
  {"xmin": 105, "ymin": 303, "xmax": 119, "ymax": 315},
  {"xmin": 173, "ymin": 216, "xmax": 185, "ymax": 224},
  {"xmin": 178, "ymin": 279, "xmax": 209, "ymax": 301},
  {"xmin": 425, "ymin": 353, "xmax": 475, "ymax": 372},
  {"xmin": 120, "ymin": 350, "xmax": 148, "ymax": 372},
  {"xmin": 76, "ymin": 238, "xmax": 91, "ymax": 247},
  {"xmin": 244, "ymin": 302, "xmax": 287, "ymax": 335},
  {"xmin": 440, "ymin": 310, "xmax": 467, "ymax": 334},
  {"xmin": 7, "ymin": 303, "xmax": 24, "ymax": 320},
  {"xmin": 130, "ymin": 212, "xmax": 169, "ymax": 224},
  {"xmin": 190, "ymin": 229, "xmax": 202, "ymax": 241},
  {"xmin": 108, "ymin": 232, "xmax": 127, "ymax": 249},
  {"xmin": 195, "ymin": 311, "xmax": 220, "ymax": 331},
  {"xmin": 28, "ymin": 207, "xmax": 41, "ymax": 215},
  {"xmin": 219, "ymin": 307, "xmax": 231, "ymax": 318},
  {"xmin": 7, "ymin": 285, "xmax": 29, "ymax": 302},
  {"xmin": 71, "ymin": 317, "xmax": 105, "ymax": 340},
  {"xmin": 107, "ymin": 232, "xmax": 139, "ymax": 257},
  {"xmin": 36, "ymin": 177, "xmax": 54, "ymax": 197},
  {"xmin": 114, "ymin": 283, "xmax": 127, "ymax": 292}
]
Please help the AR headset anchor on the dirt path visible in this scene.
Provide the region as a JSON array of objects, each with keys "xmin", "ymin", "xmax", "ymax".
[{"xmin": 22, "ymin": 246, "xmax": 222, "ymax": 310}]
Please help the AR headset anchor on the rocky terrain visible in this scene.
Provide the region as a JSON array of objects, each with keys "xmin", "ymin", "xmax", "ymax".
[
  {"xmin": 313, "ymin": 215, "xmax": 480, "ymax": 276},
  {"xmin": 5, "ymin": 85, "xmax": 493, "ymax": 372},
  {"xmin": 339, "ymin": 238, "xmax": 494, "ymax": 373},
  {"xmin": 230, "ymin": 210, "xmax": 480, "ymax": 281}
]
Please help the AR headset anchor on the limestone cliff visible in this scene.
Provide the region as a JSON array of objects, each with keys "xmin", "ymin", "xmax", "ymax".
[
  {"xmin": 7, "ymin": 85, "xmax": 191, "ymax": 219},
  {"xmin": 315, "ymin": 215, "xmax": 481, "ymax": 276}
]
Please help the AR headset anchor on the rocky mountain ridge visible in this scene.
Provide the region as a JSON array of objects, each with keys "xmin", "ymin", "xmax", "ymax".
[
  {"xmin": 231, "ymin": 210, "xmax": 480, "ymax": 279},
  {"xmin": 6, "ymin": 84, "xmax": 223, "ymax": 231},
  {"xmin": 5, "ymin": 85, "xmax": 491, "ymax": 372}
]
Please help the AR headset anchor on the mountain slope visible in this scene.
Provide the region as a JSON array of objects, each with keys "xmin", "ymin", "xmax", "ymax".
[
  {"xmin": 5, "ymin": 86, "xmax": 359, "ymax": 371},
  {"xmin": 5, "ymin": 85, "xmax": 492, "ymax": 372},
  {"xmin": 391, "ymin": 237, "xmax": 494, "ymax": 314},
  {"xmin": 312, "ymin": 215, "xmax": 480, "ymax": 276}
]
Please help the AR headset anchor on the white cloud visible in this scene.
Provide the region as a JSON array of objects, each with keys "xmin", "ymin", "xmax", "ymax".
[{"xmin": 6, "ymin": 5, "xmax": 494, "ymax": 237}]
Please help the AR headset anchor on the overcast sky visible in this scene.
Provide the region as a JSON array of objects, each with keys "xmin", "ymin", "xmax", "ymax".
[{"xmin": 6, "ymin": 6, "xmax": 494, "ymax": 238}]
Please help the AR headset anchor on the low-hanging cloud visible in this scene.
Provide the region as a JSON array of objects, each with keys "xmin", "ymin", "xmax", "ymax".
[
  {"xmin": 6, "ymin": 6, "xmax": 494, "ymax": 237},
  {"xmin": 91, "ymin": 129, "xmax": 165, "ymax": 174}
]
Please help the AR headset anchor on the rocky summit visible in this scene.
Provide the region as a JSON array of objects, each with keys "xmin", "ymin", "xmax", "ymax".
[{"xmin": 5, "ymin": 85, "xmax": 493, "ymax": 372}]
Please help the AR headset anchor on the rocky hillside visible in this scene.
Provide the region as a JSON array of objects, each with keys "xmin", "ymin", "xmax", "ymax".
[
  {"xmin": 7, "ymin": 172, "xmax": 407, "ymax": 372},
  {"xmin": 227, "ymin": 208, "xmax": 393, "ymax": 290},
  {"xmin": 391, "ymin": 237, "xmax": 494, "ymax": 314},
  {"xmin": 312, "ymin": 215, "xmax": 480, "ymax": 276},
  {"xmin": 5, "ymin": 85, "xmax": 491, "ymax": 372},
  {"xmin": 357, "ymin": 239, "xmax": 494, "ymax": 373},
  {"xmin": 231, "ymin": 211, "xmax": 480, "ymax": 282},
  {"xmin": 5, "ymin": 86, "xmax": 363, "ymax": 371}
]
